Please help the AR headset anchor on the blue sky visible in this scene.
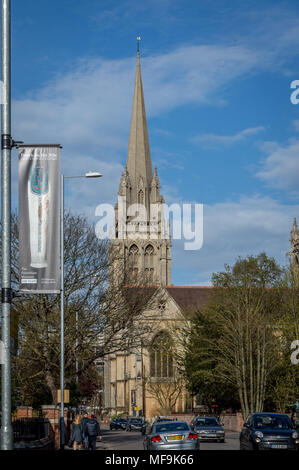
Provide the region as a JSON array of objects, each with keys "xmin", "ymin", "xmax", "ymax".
[{"xmin": 5, "ymin": 0, "xmax": 299, "ymax": 284}]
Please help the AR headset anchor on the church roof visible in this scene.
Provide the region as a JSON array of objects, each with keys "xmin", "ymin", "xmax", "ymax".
[
  {"xmin": 126, "ymin": 51, "xmax": 153, "ymax": 194},
  {"xmin": 165, "ymin": 286, "xmax": 213, "ymax": 314}
]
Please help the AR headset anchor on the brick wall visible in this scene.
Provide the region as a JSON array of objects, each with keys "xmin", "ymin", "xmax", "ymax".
[
  {"xmin": 16, "ymin": 406, "xmax": 33, "ymax": 419},
  {"xmin": 41, "ymin": 406, "xmax": 71, "ymax": 450}
]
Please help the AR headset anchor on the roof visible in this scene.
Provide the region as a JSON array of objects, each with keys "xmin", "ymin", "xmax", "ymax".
[
  {"xmin": 165, "ymin": 286, "xmax": 213, "ymax": 313},
  {"xmin": 123, "ymin": 285, "xmax": 214, "ymax": 315}
]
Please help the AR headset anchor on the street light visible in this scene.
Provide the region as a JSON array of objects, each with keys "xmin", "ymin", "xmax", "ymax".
[{"xmin": 60, "ymin": 171, "xmax": 102, "ymax": 450}]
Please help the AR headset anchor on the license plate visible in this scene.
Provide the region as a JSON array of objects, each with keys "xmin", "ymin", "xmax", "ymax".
[
  {"xmin": 270, "ymin": 444, "xmax": 287, "ymax": 449},
  {"xmin": 207, "ymin": 434, "xmax": 217, "ymax": 437},
  {"xmin": 167, "ymin": 435, "xmax": 183, "ymax": 441}
]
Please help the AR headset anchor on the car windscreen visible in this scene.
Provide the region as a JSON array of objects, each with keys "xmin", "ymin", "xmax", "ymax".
[
  {"xmin": 195, "ymin": 418, "xmax": 219, "ymax": 426},
  {"xmin": 253, "ymin": 415, "xmax": 292, "ymax": 430},
  {"xmin": 155, "ymin": 422, "xmax": 189, "ymax": 433}
]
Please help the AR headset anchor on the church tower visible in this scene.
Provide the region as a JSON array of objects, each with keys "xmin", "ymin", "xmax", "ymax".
[
  {"xmin": 111, "ymin": 44, "xmax": 171, "ymax": 286},
  {"xmin": 289, "ymin": 217, "xmax": 299, "ymax": 267}
]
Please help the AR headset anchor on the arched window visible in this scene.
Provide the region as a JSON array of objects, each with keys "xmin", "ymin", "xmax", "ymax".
[
  {"xmin": 138, "ymin": 189, "xmax": 144, "ymax": 205},
  {"xmin": 144, "ymin": 244, "xmax": 154, "ymax": 283},
  {"xmin": 128, "ymin": 244, "xmax": 139, "ymax": 281},
  {"xmin": 150, "ymin": 331, "xmax": 174, "ymax": 378}
]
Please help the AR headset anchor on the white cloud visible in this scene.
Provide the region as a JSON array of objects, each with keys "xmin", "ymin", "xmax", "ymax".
[
  {"xmin": 171, "ymin": 195, "xmax": 298, "ymax": 285},
  {"xmin": 256, "ymin": 139, "xmax": 299, "ymax": 195},
  {"xmin": 10, "ymin": 43, "xmax": 266, "ymax": 217},
  {"xmin": 192, "ymin": 126, "xmax": 265, "ymax": 147}
]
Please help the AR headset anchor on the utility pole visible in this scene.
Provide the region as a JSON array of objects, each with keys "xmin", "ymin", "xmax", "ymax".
[
  {"xmin": 1, "ymin": 0, "xmax": 13, "ymax": 450},
  {"xmin": 60, "ymin": 174, "xmax": 65, "ymax": 450}
]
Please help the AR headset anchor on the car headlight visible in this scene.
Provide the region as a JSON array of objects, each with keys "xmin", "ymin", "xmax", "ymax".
[
  {"xmin": 254, "ymin": 431, "xmax": 263, "ymax": 439},
  {"xmin": 292, "ymin": 431, "xmax": 298, "ymax": 439},
  {"xmin": 217, "ymin": 430, "xmax": 224, "ymax": 434}
]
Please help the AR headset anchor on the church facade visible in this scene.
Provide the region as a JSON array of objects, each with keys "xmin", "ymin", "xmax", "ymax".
[{"xmin": 103, "ymin": 49, "xmax": 211, "ymax": 419}]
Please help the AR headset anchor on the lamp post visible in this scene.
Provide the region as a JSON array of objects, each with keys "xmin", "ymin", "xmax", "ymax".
[
  {"xmin": 1, "ymin": 0, "xmax": 12, "ymax": 450},
  {"xmin": 60, "ymin": 171, "xmax": 102, "ymax": 450}
]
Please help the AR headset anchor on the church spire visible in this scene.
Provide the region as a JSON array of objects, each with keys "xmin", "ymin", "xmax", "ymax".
[{"xmin": 126, "ymin": 38, "xmax": 153, "ymax": 206}]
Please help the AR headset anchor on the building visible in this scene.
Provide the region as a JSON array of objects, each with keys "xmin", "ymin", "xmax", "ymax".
[{"xmin": 104, "ymin": 47, "xmax": 212, "ymax": 419}]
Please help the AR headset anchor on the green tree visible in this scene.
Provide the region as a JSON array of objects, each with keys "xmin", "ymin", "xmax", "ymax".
[{"xmin": 183, "ymin": 253, "xmax": 284, "ymax": 419}]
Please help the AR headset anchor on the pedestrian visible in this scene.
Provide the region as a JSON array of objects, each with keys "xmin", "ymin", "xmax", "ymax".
[
  {"xmin": 81, "ymin": 412, "xmax": 89, "ymax": 450},
  {"xmin": 71, "ymin": 414, "xmax": 84, "ymax": 451},
  {"xmin": 86, "ymin": 414, "xmax": 102, "ymax": 450}
]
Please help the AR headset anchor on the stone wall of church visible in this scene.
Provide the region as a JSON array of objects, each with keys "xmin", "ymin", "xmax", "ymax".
[{"xmin": 103, "ymin": 288, "xmax": 190, "ymax": 419}]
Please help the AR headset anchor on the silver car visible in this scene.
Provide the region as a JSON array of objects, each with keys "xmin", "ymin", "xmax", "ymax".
[{"xmin": 143, "ymin": 420, "xmax": 200, "ymax": 450}]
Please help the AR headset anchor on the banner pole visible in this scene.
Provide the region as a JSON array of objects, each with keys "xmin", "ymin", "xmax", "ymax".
[
  {"xmin": 60, "ymin": 173, "xmax": 65, "ymax": 449},
  {"xmin": 1, "ymin": 0, "xmax": 13, "ymax": 450}
]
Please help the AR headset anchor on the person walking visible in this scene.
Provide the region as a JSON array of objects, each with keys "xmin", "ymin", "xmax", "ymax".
[
  {"xmin": 86, "ymin": 414, "xmax": 101, "ymax": 450},
  {"xmin": 71, "ymin": 415, "xmax": 84, "ymax": 451},
  {"xmin": 81, "ymin": 412, "xmax": 89, "ymax": 450}
]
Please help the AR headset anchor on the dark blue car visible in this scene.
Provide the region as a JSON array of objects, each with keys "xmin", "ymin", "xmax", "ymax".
[{"xmin": 240, "ymin": 412, "xmax": 299, "ymax": 450}]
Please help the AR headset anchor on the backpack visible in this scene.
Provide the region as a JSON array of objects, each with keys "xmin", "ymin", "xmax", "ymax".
[{"xmin": 86, "ymin": 419, "xmax": 99, "ymax": 436}]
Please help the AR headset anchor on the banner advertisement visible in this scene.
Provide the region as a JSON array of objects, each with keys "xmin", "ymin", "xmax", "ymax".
[{"xmin": 19, "ymin": 145, "xmax": 60, "ymax": 293}]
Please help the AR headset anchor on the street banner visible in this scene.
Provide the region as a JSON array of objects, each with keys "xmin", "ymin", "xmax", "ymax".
[{"xmin": 19, "ymin": 145, "xmax": 60, "ymax": 293}]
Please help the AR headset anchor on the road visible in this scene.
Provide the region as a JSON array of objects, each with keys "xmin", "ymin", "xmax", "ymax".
[{"xmin": 96, "ymin": 427, "xmax": 240, "ymax": 451}]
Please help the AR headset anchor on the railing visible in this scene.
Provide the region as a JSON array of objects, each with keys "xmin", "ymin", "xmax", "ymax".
[{"xmin": 12, "ymin": 418, "xmax": 49, "ymax": 442}]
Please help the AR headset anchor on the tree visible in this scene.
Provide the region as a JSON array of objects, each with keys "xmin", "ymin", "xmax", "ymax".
[
  {"xmin": 183, "ymin": 253, "xmax": 284, "ymax": 419},
  {"xmin": 265, "ymin": 264, "xmax": 299, "ymax": 413},
  {"xmin": 3, "ymin": 212, "xmax": 151, "ymax": 406}
]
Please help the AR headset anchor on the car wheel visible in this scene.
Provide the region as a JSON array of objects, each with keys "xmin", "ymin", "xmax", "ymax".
[{"xmin": 221, "ymin": 439, "xmax": 225, "ymax": 443}]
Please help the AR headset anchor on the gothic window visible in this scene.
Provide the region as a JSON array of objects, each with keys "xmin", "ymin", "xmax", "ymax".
[
  {"xmin": 138, "ymin": 189, "xmax": 144, "ymax": 205},
  {"xmin": 150, "ymin": 331, "xmax": 174, "ymax": 378},
  {"xmin": 128, "ymin": 244, "xmax": 139, "ymax": 280},
  {"xmin": 144, "ymin": 244, "xmax": 154, "ymax": 283}
]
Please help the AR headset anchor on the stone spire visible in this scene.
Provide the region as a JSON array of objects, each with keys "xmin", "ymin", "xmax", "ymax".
[
  {"xmin": 288, "ymin": 217, "xmax": 299, "ymax": 267},
  {"xmin": 125, "ymin": 48, "xmax": 153, "ymax": 208}
]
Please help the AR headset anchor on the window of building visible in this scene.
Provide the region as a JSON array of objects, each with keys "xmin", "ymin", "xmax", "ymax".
[
  {"xmin": 144, "ymin": 244, "xmax": 154, "ymax": 283},
  {"xmin": 138, "ymin": 189, "xmax": 144, "ymax": 205},
  {"xmin": 128, "ymin": 244, "xmax": 139, "ymax": 281},
  {"xmin": 150, "ymin": 331, "xmax": 174, "ymax": 378}
]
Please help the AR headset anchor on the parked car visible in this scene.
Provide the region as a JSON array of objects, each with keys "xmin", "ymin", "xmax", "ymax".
[
  {"xmin": 154, "ymin": 418, "xmax": 174, "ymax": 424},
  {"xmin": 126, "ymin": 418, "xmax": 144, "ymax": 431},
  {"xmin": 110, "ymin": 418, "xmax": 128, "ymax": 431},
  {"xmin": 190, "ymin": 416, "xmax": 225, "ymax": 442},
  {"xmin": 141, "ymin": 421, "xmax": 150, "ymax": 435},
  {"xmin": 144, "ymin": 420, "xmax": 200, "ymax": 450},
  {"xmin": 240, "ymin": 412, "xmax": 299, "ymax": 450}
]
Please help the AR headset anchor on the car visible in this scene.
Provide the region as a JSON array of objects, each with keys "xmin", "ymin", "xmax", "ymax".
[
  {"xmin": 240, "ymin": 412, "xmax": 299, "ymax": 450},
  {"xmin": 191, "ymin": 416, "xmax": 225, "ymax": 442},
  {"xmin": 140, "ymin": 421, "xmax": 150, "ymax": 435},
  {"xmin": 126, "ymin": 418, "xmax": 144, "ymax": 431},
  {"xmin": 109, "ymin": 418, "xmax": 128, "ymax": 431},
  {"xmin": 154, "ymin": 418, "xmax": 174, "ymax": 424},
  {"xmin": 143, "ymin": 420, "xmax": 200, "ymax": 450}
]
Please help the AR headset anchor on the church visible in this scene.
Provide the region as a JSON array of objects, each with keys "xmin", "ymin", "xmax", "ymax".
[
  {"xmin": 103, "ymin": 47, "xmax": 211, "ymax": 419},
  {"xmin": 103, "ymin": 46, "xmax": 299, "ymax": 420}
]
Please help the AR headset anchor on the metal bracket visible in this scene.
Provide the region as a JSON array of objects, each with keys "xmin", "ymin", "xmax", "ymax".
[
  {"xmin": 1, "ymin": 288, "xmax": 22, "ymax": 303},
  {"xmin": 1, "ymin": 134, "xmax": 24, "ymax": 150},
  {"xmin": 1, "ymin": 288, "xmax": 13, "ymax": 303}
]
